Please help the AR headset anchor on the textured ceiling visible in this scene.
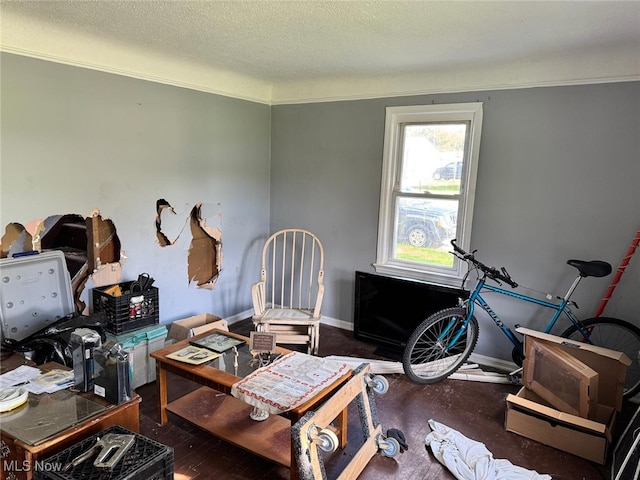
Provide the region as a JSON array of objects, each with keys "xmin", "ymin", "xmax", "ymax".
[{"xmin": 1, "ymin": 1, "xmax": 639, "ymax": 104}]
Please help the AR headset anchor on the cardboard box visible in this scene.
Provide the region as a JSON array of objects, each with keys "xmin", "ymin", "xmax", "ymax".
[
  {"xmin": 505, "ymin": 327, "xmax": 631, "ymax": 464},
  {"xmin": 523, "ymin": 338, "xmax": 599, "ymax": 418},
  {"xmin": 506, "ymin": 386, "xmax": 615, "ymax": 464},
  {"xmin": 167, "ymin": 313, "xmax": 228, "ymax": 342},
  {"xmin": 519, "ymin": 327, "xmax": 630, "ymax": 413}
]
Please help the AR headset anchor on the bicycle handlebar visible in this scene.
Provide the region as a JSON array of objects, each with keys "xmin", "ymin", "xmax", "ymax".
[{"xmin": 451, "ymin": 239, "xmax": 518, "ymax": 288}]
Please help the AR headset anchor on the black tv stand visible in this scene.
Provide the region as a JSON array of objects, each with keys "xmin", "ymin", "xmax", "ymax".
[
  {"xmin": 354, "ymin": 271, "xmax": 466, "ymax": 352},
  {"xmin": 372, "ymin": 346, "xmax": 403, "ymax": 362}
]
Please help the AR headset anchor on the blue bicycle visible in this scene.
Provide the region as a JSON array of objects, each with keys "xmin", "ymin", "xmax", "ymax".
[{"xmin": 402, "ymin": 240, "xmax": 640, "ymax": 398}]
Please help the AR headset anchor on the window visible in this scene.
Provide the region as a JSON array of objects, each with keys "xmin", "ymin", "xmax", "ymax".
[{"xmin": 375, "ymin": 103, "xmax": 483, "ymax": 285}]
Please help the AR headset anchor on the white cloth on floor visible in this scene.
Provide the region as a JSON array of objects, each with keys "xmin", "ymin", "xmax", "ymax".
[{"xmin": 425, "ymin": 419, "xmax": 552, "ymax": 480}]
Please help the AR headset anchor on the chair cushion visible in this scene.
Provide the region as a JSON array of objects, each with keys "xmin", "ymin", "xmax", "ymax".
[{"xmin": 259, "ymin": 308, "xmax": 317, "ymax": 321}]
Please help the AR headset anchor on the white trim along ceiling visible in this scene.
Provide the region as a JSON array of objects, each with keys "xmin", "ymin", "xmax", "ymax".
[{"xmin": 1, "ymin": 1, "xmax": 639, "ymax": 105}]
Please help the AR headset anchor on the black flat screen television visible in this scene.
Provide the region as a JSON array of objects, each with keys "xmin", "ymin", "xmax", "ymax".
[{"xmin": 354, "ymin": 271, "xmax": 467, "ymax": 355}]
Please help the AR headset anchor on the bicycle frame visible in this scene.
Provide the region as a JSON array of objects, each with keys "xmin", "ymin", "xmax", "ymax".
[{"xmin": 450, "ymin": 274, "xmax": 590, "ymax": 357}]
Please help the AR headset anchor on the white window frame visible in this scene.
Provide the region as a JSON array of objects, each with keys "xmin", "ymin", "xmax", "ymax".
[{"xmin": 374, "ymin": 103, "xmax": 483, "ymax": 285}]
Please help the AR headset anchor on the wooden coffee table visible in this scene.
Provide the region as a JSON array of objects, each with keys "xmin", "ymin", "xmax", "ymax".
[{"xmin": 150, "ymin": 329, "xmax": 350, "ymax": 479}]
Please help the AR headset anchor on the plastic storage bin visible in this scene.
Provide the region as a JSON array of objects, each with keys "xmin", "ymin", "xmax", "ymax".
[
  {"xmin": 0, "ymin": 251, "xmax": 74, "ymax": 342},
  {"xmin": 35, "ymin": 425, "xmax": 173, "ymax": 480},
  {"xmin": 106, "ymin": 324, "xmax": 168, "ymax": 389},
  {"xmin": 92, "ymin": 281, "xmax": 159, "ymax": 334}
]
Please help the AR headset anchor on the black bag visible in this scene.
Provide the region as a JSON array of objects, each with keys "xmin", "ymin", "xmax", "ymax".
[{"xmin": 1, "ymin": 312, "xmax": 108, "ymax": 366}]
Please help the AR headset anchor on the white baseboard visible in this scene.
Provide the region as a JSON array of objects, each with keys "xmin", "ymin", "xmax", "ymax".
[
  {"xmin": 320, "ymin": 315, "xmax": 354, "ymax": 331},
  {"xmin": 469, "ymin": 352, "xmax": 519, "ymax": 373},
  {"xmin": 225, "ymin": 309, "xmax": 253, "ymax": 326}
]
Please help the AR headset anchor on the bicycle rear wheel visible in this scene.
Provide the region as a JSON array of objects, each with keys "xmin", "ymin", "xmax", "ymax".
[
  {"xmin": 402, "ymin": 307, "xmax": 479, "ymax": 384},
  {"xmin": 560, "ymin": 317, "xmax": 640, "ymax": 399}
]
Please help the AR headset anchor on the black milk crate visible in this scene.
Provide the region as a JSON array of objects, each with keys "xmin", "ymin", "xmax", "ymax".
[
  {"xmin": 93, "ymin": 281, "xmax": 159, "ymax": 334},
  {"xmin": 35, "ymin": 425, "xmax": 173, "ymax": 480}
]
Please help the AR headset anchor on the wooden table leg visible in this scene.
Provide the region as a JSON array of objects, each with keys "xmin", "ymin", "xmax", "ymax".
[
  {"xmin": 290, "ymin": 445, "xmax": 299, "ymax": 480},
  {"xmin": 25, "ymin": 451, "xmax": 34, "ymax": 480},
  {"xmin": 336, "ymin": 406, "xmax": 348, "ymax": 448},
  {"xmin": 289, "ymin": 411, "xmax": 301, "ymax": 480},
  {"xmin": 156, "ymin": 363, "xmax": 168, "ymax": 425}
]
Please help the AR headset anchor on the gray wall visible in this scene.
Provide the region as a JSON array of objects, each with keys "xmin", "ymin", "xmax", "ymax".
[
  {"xmin": 1, "ymin": 53, "xmax": 271, "ymax": 323},
  {"xmin": 2, "ymin": 52, "xmax": 638, "ymax": 362},
  {"xmin": 271, "ymin": 83, "xmax": 640, "ymax": 361}
]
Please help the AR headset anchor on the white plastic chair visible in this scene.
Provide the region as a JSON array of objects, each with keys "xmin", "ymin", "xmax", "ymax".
[{"xmin": 251, "ymin": 229, "xmax": 324, "ymax": 355}]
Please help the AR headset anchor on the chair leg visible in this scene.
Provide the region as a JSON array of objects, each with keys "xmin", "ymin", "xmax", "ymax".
[{"xmin": 310, "ymin": 323, "xmax": 319, "ymax": 356}]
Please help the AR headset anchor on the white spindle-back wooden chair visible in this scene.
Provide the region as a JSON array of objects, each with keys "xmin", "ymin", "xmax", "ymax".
[{"xmin": 251, "ymin": 229, "xmax": 325, "ymax": 355}]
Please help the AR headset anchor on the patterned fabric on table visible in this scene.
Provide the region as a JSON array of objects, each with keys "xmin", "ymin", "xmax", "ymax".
[{"xmin": 231, "ymin": 351, "xmax": 349, "ymax": 415}]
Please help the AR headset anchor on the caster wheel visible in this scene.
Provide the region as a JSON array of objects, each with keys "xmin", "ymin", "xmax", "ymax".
[
  {"xmin": 368, "ymin": 374, "xmax": 389, "ymax": 395},
  {"xmin": 316, "ymin": 428, "xmax": 339, "ymax": 453},
  {"xmin": 378, "ymin": 436, "xmax": 400, "ymax": 458},
  {"xmin": 507, "ymin": 367, "xmax": 522, "ymax": 385}
]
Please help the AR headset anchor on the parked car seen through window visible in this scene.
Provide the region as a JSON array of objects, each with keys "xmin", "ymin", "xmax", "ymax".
[{"xmin": 432, "ymin": 161, "xmax": 463, "ymax": 181}]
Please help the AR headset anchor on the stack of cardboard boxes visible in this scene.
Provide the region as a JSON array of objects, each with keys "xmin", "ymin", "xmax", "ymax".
[{"xmin": 505, "ymin": 327, "xmax": 631, "ymax": 464}]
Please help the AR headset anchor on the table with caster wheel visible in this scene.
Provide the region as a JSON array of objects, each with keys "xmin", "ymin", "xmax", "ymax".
[
  {"xmin": 291, "ymin": 363, "xmax": 401, "ymax": 479},
  {"xmin": 151, "ymin": 330, "xmax": 352, "ymax": 480}
]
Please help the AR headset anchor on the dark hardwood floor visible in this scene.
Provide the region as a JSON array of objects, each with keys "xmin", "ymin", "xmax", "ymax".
[{"xmin": 136, "ymin": 320, "xmax": 628, "ymax": 479}]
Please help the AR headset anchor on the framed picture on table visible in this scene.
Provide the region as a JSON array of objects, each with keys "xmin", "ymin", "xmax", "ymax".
[
  {"xmin": 250, "ymin": 331, "xmax": 277, "ymax": 354},
  {"xmin": 189, "ymin": 332, "xmax": 245, "ymax": 353}
]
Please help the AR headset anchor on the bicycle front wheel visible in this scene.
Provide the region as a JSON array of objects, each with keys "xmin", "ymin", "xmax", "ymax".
[
  {"xmin": 402, "ymin": 307, "xmax": 478, "ymax": 384},
  {"xmin": 560, "ymin": 317, "xmax": 640, "ymax": 399}
]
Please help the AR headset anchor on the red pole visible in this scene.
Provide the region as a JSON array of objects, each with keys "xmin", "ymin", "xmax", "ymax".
[{"xmin": 593, "ymin": 229, "xmax": 640, "ymax": 317}]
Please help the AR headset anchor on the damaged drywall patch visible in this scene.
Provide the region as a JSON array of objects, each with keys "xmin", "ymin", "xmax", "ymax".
[
  {"xmin": 1, "ymin": 222, "xmax": 32, "ymax": 257},
  {"xmin": 155, "ymin": 198, "xmax": 177, "ymax": 247},
  {"xmin": 188, "ymin": 203, "xmax": 223, "ymax": 289},
  {"xmin": 154, "ymin": 199, "xmax": 223, "ymax": 289},
  {"xmin": 1, "ymin": 210, "xmax": 125, "ymax": 313},
  {"xmin": 84, "ymin": 209, "xmax": 124, "ymax": 289}
]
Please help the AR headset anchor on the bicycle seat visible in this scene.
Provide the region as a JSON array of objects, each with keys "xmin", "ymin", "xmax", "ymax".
[{"xmin": 566, "ymin": 259, "xmax": 612, "ymax": 278}]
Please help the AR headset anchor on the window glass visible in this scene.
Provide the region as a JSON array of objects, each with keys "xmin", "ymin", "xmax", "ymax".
[
  {"xmin": 400, "ymin": 123, "xmax": 466, "ymax": 195},
  {"xmin": 395, "ymin": 197, "xmax": 459, "ymax": 267}
]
